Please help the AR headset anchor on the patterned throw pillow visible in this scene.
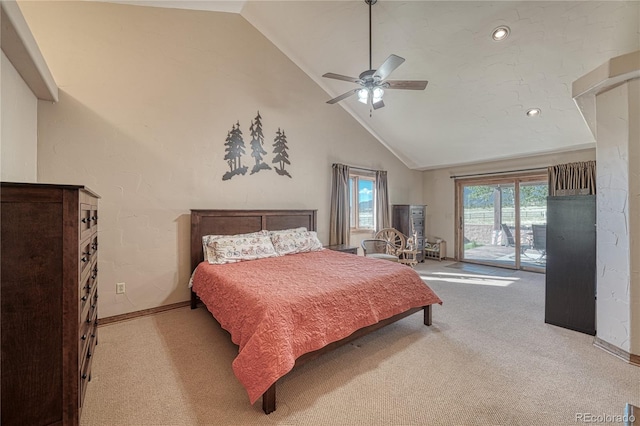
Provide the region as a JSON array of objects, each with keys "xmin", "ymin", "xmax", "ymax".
[
  {"xmin": 202, "ymin": 231, "xmax": 268, "ymax": 263},
  {"xmin": 209, "ymin": 233, "xmax": 279, "ymax": 265},
  {"xmin": 270, "ymin": 230, "xmax": 323, "ymax": 256}
]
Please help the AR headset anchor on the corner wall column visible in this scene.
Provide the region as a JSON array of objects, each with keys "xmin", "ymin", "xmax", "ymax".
[{"xmin": 573, "ymin": 51, "xmax": 640, "ymax": 363}]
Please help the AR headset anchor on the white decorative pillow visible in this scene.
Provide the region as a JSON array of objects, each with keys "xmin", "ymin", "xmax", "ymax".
[
  {"xmin": 202, "ymin": 231, "xmax": 267, "ymax": 262},
  {"xmin": 270, "ymin": 230, "xmax": 323, "ymax": 256},
  {"xmin": 209, "ymin": 233, "xmax": 279, "ymax": 265}
]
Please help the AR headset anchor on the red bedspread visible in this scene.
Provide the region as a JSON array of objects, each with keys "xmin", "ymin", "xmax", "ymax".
[{"xmin": 191, "ymin": 249, "xmax": 442, "ymax": 404}]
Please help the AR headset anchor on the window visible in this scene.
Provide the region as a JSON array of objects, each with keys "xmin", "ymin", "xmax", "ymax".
[{"xmin": 349, "ymin": 172, "xmax": 376, "ymax": 231}]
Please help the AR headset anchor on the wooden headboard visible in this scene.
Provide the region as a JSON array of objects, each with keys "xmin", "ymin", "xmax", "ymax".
[{"xmin": 190, "ymin": 209, "xmax": 317, "ymax": 271}]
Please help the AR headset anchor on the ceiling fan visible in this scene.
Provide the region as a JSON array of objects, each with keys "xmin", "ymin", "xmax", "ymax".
[{"xmin": 323, "ymin": 0, "xmax": 428, "ymax": 110}]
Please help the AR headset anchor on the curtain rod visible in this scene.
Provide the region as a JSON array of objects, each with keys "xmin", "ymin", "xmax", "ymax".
[
  {"xmin": 334, "ymin": 163, "xmax": 380, "ymax": 174},
  {"xmin": 449, "ymin": 166, "xmax": 547, "ymax": 179}
]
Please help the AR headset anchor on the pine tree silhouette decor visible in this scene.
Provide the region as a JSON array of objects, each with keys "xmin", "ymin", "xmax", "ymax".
[
  {"xmin": 249, "ymin": 111, "xmax": 271, "ymax": 175},
  {"xmin": 272, "ymin": 128, "xmax": 292, "ymax": 178},
  {"xmin": 222, "ymin": 121, "xmax": 249, "ymax": 181}
]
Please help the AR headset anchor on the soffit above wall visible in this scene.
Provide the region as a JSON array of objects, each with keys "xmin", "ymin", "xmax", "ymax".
[{"xmin": 1, "ymin": 0, "xmax": 57, "ymax": 101}]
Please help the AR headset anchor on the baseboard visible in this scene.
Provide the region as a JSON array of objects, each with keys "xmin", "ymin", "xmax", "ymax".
[
  {"xmin": 99, "ymin": 301, "xmax": 191, "ymax": 326},
  {"xmin": 593, "ymin": 337, "xmax": 640, "ymax": 367}
]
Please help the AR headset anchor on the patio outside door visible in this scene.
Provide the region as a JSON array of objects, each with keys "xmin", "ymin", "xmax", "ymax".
[{"xmin": 457, "ymin": 175, "xmax": 547, "ymax": 271}]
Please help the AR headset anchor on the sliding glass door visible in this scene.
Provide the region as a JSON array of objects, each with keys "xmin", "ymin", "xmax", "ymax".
[
  {"xmin": 457, "ymin": 175, "xmax": 547, "ymax": 271},
  {"xmin": 519, "ymin": 181, "xmax": 548, "ymax": 269}
]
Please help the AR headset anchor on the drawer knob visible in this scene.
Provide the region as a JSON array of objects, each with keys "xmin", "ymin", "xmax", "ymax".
[
  {"xmin": 81, "ymin": 257, "xmax": 88, "ymax": 263},
  {"xmin": 87, "ymin": 351, "xmax": 92, "ymax": 359},
  {"xmin": 81, "ymin": 334, "xmax": 87, "ymax": 341},
  {"xmin": 81, "ymin": 295, "xmax": 88, "ymax": 301},
  {"xmin": 86, "ymin": 318, "xmax": 92, "ymax": 324},
  {"xmin": 82, "ymin": 374, "xmax": 87, "ymax": 380}
]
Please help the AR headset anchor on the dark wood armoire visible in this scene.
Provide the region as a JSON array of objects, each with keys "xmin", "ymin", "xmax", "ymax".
[{"xmin": 544, "ymin": 195, "xmax": 596, "ymax": 335}]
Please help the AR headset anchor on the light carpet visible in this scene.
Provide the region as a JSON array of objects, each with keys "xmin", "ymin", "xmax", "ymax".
[{"xmin": 81, "ymin": 260, "xmax": 640, "ymax": 425}]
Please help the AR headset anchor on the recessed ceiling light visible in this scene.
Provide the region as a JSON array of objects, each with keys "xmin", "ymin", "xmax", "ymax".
[
  {"xmin": 526, "ymin": 108, "xmax": 541, "ymax": 117},
  {"xmin": 492, "ymin": 26, "xmax": 510, "ymax": 41}
]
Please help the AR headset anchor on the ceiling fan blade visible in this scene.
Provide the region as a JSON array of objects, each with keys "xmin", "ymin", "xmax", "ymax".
[
  {"xmin": 373, "ymin": 54, "xmax": 405, "ymax": 81},
  {"xmin": 322, "ymin": 73, "xmax": 361, "ymax": 83},
  {"xmin": 326, "ymin": 89, "xmax": 358, "ymax": 104},
  {"xmin": 385, "ymin": 80, "xmax": 429, "ymax": 90},
  {"xmin": 372, "ymin": 99, "xmax": 385, "ymax": 110}
]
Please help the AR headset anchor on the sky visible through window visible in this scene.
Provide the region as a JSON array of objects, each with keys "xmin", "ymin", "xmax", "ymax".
[{"xmin": 358, "ymin": 179, "xmax": 374, "ymax": 228}]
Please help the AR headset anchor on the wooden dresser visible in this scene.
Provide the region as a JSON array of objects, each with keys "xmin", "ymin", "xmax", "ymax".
[
  {"xmin": 1, "ymin": 182, "xmax": 100, "ymax": 425},
  {"xmin": 392, "ymin": 204, "xmax": 427, "ymax": 262}
]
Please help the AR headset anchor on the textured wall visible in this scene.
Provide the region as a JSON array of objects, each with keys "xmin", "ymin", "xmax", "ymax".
[
  {"xmin": 595, "ymin": 79, "xmax": 639, "ymax": 354},
  {"xmin": 20, "ymin": 2, "xmax": 423, "ymax": 318},
  {"xmin": 1, "ymin": 50, "xmax": 38, "ymax": 182}
]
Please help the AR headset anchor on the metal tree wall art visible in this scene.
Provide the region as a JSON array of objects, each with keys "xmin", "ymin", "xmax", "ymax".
[
  {"xmin": 222, "ymin": 121, "xmax": 248, "ymax": 181},
  {"xmin": 221, "ymin": 112, "xmax": 293, "ymax": 181},
  {"xmin": 272, "ymin": 128, "xmax": 292, "ymax": 178},
  {"xmin": 249, "ymin": 111, "xmax": 271, "ymax": 175}
]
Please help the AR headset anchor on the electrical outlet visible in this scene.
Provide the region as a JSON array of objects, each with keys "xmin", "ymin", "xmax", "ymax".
[{"xmin": 116, "ymin": 282, "xmax": 126, "ymax": 294}]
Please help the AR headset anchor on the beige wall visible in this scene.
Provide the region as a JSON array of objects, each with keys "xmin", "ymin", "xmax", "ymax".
[
  {"xmin": 1, "ymin": 50, "xmax": 38, "ymax": 182},
  {"xmin": 19, "ymin": 2, "xmax": 423, "ymax": 318},
  {"xmin": 422, "ymin": 148, "xmax": 596, "ymax": 259}
]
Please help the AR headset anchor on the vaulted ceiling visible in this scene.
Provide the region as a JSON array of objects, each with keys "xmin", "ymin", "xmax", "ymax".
[{"xmin": 106, "ymin": 1, "xmax": 640, "ymax": 169}]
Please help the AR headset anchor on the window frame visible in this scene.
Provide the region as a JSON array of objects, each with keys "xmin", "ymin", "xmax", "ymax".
[{"xmin": 349, "ymin": 170, "xmax": 377, "ymax": 232}]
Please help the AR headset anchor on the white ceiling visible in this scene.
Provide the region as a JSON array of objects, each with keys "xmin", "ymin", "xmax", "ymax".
[{"xmin": 102, "ymin": 1, "xmax": 640, "ymax": 170}]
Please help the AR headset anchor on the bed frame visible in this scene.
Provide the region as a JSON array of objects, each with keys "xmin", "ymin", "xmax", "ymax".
[{"xmin": 190, "ymin": 209, "xmax": 432, "ymax": 414}]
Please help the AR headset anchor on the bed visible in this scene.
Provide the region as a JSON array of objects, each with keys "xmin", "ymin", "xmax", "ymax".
[{"xmin": 189, "ymin": 209, "xmax": 442, "ymax": 414}]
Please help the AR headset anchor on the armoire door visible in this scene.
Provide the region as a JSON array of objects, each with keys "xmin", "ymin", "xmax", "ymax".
[{"xmin": 545, "ymin": 195, "xmax": 596, "ymax": 335}]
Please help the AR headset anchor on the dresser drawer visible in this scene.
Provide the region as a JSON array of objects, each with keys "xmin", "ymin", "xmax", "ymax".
[
  {"xmin": 80, "ymin": 238, "xmax": 94, "ymax": 280},
  {"xmin": 80, "ymin": 204, "xmax": 93, "ymax": 242},
  {"xmin": 79, "ymin": 266, "xmax": 97, "ymax": 313},
  {"xmin": 410, "ymin": 208, "xmax": 424, "ymax": 218},
  {"xmin": 79, "ymin": 330, "xmax": 97, "ymax": 409},
  {"xmin": 79, "ymin": 290, "xmax": 98, "ymax": 361},
  {"xmin": 412, "ymin": 218, "xmax": 424, "ymax": 229},
  {"xmin": 90, "ymin": 206, "xmax": 98, "ymax": 234}
]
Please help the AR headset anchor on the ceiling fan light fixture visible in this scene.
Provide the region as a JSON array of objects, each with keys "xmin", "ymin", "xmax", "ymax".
[
  {"xmin": 492, "ymin": 26, "xmax": 510, "ymax": 41},
  {"xmin": 357, "ymin": 88, "xmax": 369, "ymax": 104},
  {"xmin": 372, "ymin": 87, "xmax": 384, "ymax": 102}
]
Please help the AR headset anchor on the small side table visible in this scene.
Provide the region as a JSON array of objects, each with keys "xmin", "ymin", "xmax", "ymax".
[{"xmin": 324, "ymin": 244, "xmax": 359, "ymax": 255}]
